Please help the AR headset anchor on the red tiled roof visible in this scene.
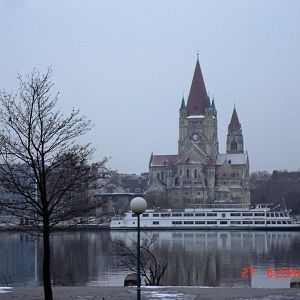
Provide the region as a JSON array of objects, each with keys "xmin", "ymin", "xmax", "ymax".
[
  {"xmin": 186, "ymin": 59, "xmax": 209, "ymax": 116},
  {"xmin": 150, "ymin": 155, "xmax": 177, "ymax": 167},
  {"xmin": 229, "ymin": 107, "xmax": 241, "ymax": 130}
]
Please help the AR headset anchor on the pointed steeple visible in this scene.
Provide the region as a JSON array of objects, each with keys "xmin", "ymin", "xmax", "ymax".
[
  {"xmin": 186, "ymin": 59, "xmax": 209, "ymax": 116},
  {"xmin": 228, "ymin": 107, "xmax": 241, "ymax": 130},
  {"xmin": 227, "ymin": 106, "xmax": 244, "ymax": 154},
  {"xmin": 180, "ymin": 96, "xmax": 185, "ymax": 109},
  {"xmin": 211, "ymin": 98, "xmax": 216, "ymax": 110}
]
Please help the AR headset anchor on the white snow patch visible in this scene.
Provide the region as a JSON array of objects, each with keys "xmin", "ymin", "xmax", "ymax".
[
  {"xmin": 143, "ymin": 291, "xmax": 195, "ymax": 299},
  {"xmin": 0, "ymin": 287, "xmax": 12, "ymax": 294},
  {"xmin": 187, "ymin": 115, "xmax": 205, "ymax": 119}
]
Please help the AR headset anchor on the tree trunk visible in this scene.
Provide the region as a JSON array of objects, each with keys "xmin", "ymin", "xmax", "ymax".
[{"xmin": 43, "ymin": 218, "xmax": 53, "ymax": 300}]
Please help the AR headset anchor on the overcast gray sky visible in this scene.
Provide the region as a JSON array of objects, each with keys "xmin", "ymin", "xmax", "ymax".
[{"xmin": 0, "ymin": 0, "xmax": 299, "ymax": 174}]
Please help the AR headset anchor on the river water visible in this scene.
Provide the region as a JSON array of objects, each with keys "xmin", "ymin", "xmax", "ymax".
[{"xmin": 0, "ymin": 230, "xmax": 299, "ymax": 288}]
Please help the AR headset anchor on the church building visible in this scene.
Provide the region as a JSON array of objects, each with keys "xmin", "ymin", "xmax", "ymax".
[{"xmin": 147, "ymin": 59, "xmax": 250, "ymax": 208}]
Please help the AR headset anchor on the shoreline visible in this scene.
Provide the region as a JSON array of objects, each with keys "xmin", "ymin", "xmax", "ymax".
[
  {"xmin": 0, "ymin": 286, "xmax": 300, "ymax": 300},
  {"xmin": 0, "ymin": 224, "xmax": 110, "ymax": 232}
]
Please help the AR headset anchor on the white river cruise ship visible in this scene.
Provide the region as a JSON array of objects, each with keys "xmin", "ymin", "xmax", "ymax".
[{"xmin": 110, "ymin": 204, "xmax": 300, "ymax": 230}]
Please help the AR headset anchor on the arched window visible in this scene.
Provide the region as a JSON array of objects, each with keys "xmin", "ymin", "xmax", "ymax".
[
  {"xmin": 231, "ymin": 141, "xmax": 237, "ymax": 150},
  {"xmin": 186, "ymin": 169, "xmax": 190, "ymax": 179},
  {"xmin": 194, "ymin": 169, "xmax": 197, "ymax": 178}
]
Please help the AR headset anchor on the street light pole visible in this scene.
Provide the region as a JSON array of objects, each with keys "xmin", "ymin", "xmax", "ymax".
[
  {"xmin": 130, "ymin": 197, "xmax": 147, "ymax": 300},
  {"xmin": 136, "ymin": 212, "xmax": 141, "ymax": 300}
]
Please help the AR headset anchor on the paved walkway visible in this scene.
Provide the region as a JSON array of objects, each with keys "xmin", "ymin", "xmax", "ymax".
[{"xmin": 1, "ymin": 287, "xmax": 300, "ymax": 300}]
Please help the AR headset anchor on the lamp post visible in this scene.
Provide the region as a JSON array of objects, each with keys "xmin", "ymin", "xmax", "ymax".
[{"xmin": 130, "ymin": 197, "xmax": 147, "ymax": 300}]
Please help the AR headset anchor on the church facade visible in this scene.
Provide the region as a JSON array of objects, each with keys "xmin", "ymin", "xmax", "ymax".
[{"xmin": 147, "ymin": 59, "xmax": 250, "ymax": 208}]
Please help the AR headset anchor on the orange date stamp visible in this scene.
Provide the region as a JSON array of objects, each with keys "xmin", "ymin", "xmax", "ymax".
[{"xmin": 242, "ymin": 267, "xmax": 300, "ymax": 279}]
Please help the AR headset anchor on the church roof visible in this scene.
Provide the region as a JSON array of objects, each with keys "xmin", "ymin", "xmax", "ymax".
[
  {"xmin": 186, "ymin": 59, "xmax": 209, "ymax": 116},
  {"xmin": 150, "ymin": 155, "xmax": 177, "ymax": 167},
  {"xmin": 216, "ymin": 153, "xmax": 247, "ymax": 165},
  {"xmin": 229, "ymin": 107, "xmax": 241, "ymax": 130}
]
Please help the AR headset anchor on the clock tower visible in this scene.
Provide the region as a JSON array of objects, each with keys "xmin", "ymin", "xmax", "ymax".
[
  {"xmin": 147, "ymin": 57, "xmax": 250, "ymax": 207},
  {"xmin": 178, "ymin": 59, "xmax": 218, "ymax": 159}
]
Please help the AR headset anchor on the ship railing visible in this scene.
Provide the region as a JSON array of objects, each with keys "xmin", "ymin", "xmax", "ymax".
[{"xmin": 189, "ymin": 203, "xmax": 251, "ymax": 210}]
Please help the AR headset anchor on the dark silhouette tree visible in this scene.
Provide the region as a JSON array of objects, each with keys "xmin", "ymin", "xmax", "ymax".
[
  {"xmin": 0, "ymin": 68, "xmax": 108, "ymax": 300},
  {"xmin": 114, "ymin": 233, "xmax": 168, "ymax": 286}
]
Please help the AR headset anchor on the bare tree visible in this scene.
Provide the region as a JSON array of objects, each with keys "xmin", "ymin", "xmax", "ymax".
[
  {"xmin": 114, "ymin": 233, "xmax": 168, "ymax": 286},
  {"xmin": 0, "ymin": 68, "xmax": 108, "ymax": 300}
]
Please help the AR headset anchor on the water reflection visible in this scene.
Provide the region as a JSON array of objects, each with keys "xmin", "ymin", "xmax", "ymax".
[
  {"xmin": 111, "ymin": 231, "xmax": 300, "ymax": 287},
  {"xmin": 0, "ymin": 230, "xmax": 299, "ymax": 287}
]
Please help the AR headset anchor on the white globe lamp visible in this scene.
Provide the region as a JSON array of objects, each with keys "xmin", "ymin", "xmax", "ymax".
[{"xmin": 130, "ymin": 197, "xmax": 147, "ymax": 214}]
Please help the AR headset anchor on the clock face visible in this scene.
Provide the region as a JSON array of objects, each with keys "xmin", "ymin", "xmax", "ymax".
[{"xmin": 192, "ymin": 133, "xmax": 199, "ymax": 141}]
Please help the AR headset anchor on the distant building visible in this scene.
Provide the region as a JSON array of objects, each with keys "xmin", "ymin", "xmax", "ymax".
[
  {"xmin": 94, "ymin": 172, "xmax": 149, "ymax": 215},
  {"xmin": 147, "ymin": 59, "xmax": 250, "ymax": 208}
]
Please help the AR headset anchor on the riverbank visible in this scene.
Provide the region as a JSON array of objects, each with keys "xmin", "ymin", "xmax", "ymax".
[
  {"xmin": 0, "ymin": 286, "xmax": 300, "ymax": 299},
  {"xmin": 0, "ymin": 224, "xmax": 110, "ymax": 231}
]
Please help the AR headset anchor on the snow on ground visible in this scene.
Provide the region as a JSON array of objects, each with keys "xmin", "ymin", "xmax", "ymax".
[
  {"xmin": 0, "ymin": 287, "xmax": 12, "ymax": 294},
  {"xmin": 143, "ymin": 291, "xmax": 196, "ymax": 299}
]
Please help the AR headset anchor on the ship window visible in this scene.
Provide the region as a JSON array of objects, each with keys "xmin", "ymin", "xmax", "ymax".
[
  {"xmin": 142, "ymin": 214, "xmax": 149, "ymax": 217},
  {"xmin": 271, "ymin": 221, "xmax": 276, "ymax": 224},
  {"xmin": 133, "ymin": 222, "xmax": 135, "ymax": 224},
  {"xmin": 207, "ymin": 221, "xmax": 217, "ymax": 224},
  {"xmin": 231, "ymin": 221, "xmax": 241, "ymax": 224},
  {"xmin": 279, "ymin": 213, "xmax": 284, "ymax": 217},
  {"xmin": 184, "ymin": 221, "xmax": 194, "ymax": 224},
  {"xmin": 267, "ymin": 221, "xmax": 271, "ymax": 224},
  {"xmin": 284, "ymin": 213, "xmax": 288, "ymax": 217},
  {"xmin": 172, "ymin": 213, "xmax": 182, "ymax": 217},
  {"xmin": 254, "ymin": 213, "xmax": 265, "ymax": 216},
  {"xmin": 277, "ymin": 221, "xmax": 282, "ymax": 224},
  {"xmin": 153, "ymin": 213, "xmax": 159, "ymax": 217},
  {"xmin": 153, "ymin": 221, "xmax": 159, "ymax": 225},
  {"xmin": 161, "ymin": 213, "xmax": 171, "ymax": 217},
  {"xmin": 222, "ymin": 213, "xmax": 226, "ymax": 218},
  {"xmin": 195, "ymin": 221, "xmax": 205, "ymax": 224},
  {"xmin": 266, "ymin": 213, "xmax": 270, "ymax": 217},
  {"xmin": 230, "ymin": 213, "xmax": 241, "ymax": 217},
  {"xmin": 275, "ymin": 213, "xmax": 279, "ymax": 217},
  {"xmin": 242, "ymin": 221, "xmax": 253, "ymax": 224},
  {"xmin": 184, "ymin": 213, "xmax": 194, "ymax": 217},
  {"xmin": 282, "ymin": 221, "xmax": 287, "ymax": 224},
  {"xmin": 254, "ymin": 221, "xmax": 265, "ymax": 224},
  {"xmin": 288, "ymin": 221, "xmax": 292, "ymax": 224},
  {"xmin": 207, "ymin": 213, "xmax": 217, "ymax": 217},
  {"xmin": 132, "ymin": 214, "xmax": 137, "ymax": 217},
  {"xmin": 242, "ymin": 213, "xmax": 252, "ymax": 217},
  {"xmin": 195, "ymin": 213, "xmax": 205, "ymax": 217},
  {"xmin": 172, "ymin": 221, "xmax": 182, "ymax": 225},
  {"xmin": 220, "ymin": 221, "xmax": 227, "ymax": 224}
]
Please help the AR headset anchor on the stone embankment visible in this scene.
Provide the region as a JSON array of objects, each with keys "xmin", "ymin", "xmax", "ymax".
[{"xmin": 0, "ymin": 287, "xmax": 300, "ymax": 300}]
